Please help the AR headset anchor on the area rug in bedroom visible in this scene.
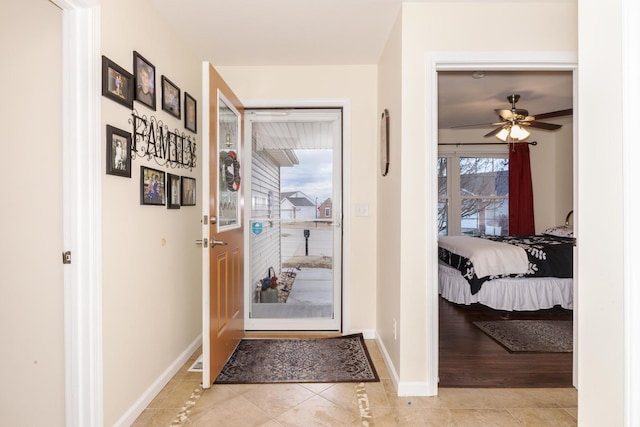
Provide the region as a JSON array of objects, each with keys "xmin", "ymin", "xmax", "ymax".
[
  {"xmin": 473, "ymin": 320, "xmax": 573, "ymax": 353},
  {"xmin": 214, "ymin": 333, "xmax": 379, "ymax": 384}
]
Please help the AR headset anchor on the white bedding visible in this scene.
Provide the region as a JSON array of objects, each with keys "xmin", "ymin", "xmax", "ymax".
[
  {"xmin": 438, "ymin": 235, "xmax": 529, "ymax": 278},
  {"xmin": 438, "ymin": 261, "xmax": 573, "ymax": 311}
]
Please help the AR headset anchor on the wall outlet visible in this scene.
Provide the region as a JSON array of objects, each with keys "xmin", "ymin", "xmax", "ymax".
[{"xmin": 393, "ymin": 318, "xmax": 397, "ymax": 340}]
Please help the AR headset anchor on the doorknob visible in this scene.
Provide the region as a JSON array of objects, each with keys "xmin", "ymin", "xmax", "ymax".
[{"xmin": 210, "ymin": 238, "xmax": 228, "ymax": 247}]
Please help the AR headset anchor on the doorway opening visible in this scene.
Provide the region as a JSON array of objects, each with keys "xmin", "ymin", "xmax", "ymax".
[
  {"xmin": 244, "ymin": 108, "xmax": 343, "ymax": 331},
  {"xmin": 430, "ymin": 61, "xmax": 577, "ymax": 387}
]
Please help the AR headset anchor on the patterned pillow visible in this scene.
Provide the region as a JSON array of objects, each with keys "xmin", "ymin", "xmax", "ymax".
[{"xmin": 544, "ymin": 225, "xmax": 574, "ymax": 238}]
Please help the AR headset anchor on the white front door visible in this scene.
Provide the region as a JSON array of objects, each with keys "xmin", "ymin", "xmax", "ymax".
[{"xmin": 243, "ymin": 108, "xmax": 343, "ymax": 331}]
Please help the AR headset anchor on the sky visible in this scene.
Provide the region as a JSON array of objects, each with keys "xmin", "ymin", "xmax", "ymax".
[{"xmin": 280, "ymin": 150, "xmax": 333, "ymax": 204}]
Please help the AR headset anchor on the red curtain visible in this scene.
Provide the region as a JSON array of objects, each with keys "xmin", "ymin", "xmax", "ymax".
[{"xmin": 509, "ymin": 143, "xmax": 535, "ymax": 235}]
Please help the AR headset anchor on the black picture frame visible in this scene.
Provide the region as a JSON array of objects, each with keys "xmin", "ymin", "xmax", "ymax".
[
  {"xmin": 140, "ymin": 166, "xmax": 166, "ymax": 206},
  {"xmin": 106, "ymin": 125, "xmax": 132, "ymax": 177},
  {"xmin": 101, "ymin": 56, "xmax": 133, "ymax": 109},
  {"xmin": 133, "ymin": 51, "xmax": 156, "ymax": 110},
  {"xmin": 167, "ymin": 173, "xmax": 181, "ymax": 209},
  {"xmin": 181, "ymin": 176, "xmax": 196, "ymax": 206},
  {"xmin": 184, "ymin": 92, "xmax": 197, "ymax": 133},
  {"xmin": 161, "ymin": 75, "xmax": 181, "ymax": 118}
]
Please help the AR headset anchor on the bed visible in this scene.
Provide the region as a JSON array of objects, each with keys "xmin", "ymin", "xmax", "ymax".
[{"xmin": 438, "ymin": 234, "xmax": 575, "ymax": 311}]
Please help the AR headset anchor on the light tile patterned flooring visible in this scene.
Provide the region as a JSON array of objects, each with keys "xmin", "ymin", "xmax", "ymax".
[{"xmin": 133, "ymin": 340, "xmax": 578, "ymax": 426}]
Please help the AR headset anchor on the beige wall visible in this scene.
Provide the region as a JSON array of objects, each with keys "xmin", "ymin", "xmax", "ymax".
[
  {"xmin": 377, "ymin": 13, "xmax": 403, "ymax": 373},
  {"xmin": 377, "ymin": 0, "xmax": 578, "ymax": 384},
  {"xmin": 101, "ymin": 0, "xmax": 203, "ymax": 424},
  {"xmin": 1, "ymin": 1, "xmax": 64, "ymax": 425},
  {"xmin": 578, "ymin": 0, "xmax": 624, "ymax": 424},
  {"xmin": 215, "ymin": 65, "xmax": 378, "ymax": 332}
]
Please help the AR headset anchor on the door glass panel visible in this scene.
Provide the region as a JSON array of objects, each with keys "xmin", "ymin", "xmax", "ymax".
[
  {"xmin": 217, "ymin": 92, "xmax": 241, "ymax": 230},
  {"xmin": 246, "ymin": 109, "xmax": 342, "ymax": 328}
]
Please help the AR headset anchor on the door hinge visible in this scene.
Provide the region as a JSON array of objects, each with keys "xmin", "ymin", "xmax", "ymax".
[{"xmin": 62, "ymin": 251, "xmax": 71, "ymax": 264}]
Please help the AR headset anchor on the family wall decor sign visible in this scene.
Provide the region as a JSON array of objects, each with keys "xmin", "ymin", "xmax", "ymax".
[{"xmin": 101, "ymin": 52, "xmax": 198, "ymax": 208}]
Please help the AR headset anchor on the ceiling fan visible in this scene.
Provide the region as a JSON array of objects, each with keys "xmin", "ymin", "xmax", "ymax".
[{"xmin": 457, "ymin": 94, "xmax": 573, "ymax": 141}]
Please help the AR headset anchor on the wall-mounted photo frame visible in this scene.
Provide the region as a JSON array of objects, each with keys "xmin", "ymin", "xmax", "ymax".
[
  {"xmin": 101, "ymin": 56, "xmax": 133, "ymax": 109},
  {"xmin": 140, "ymin": 166, "xmax": 166, "ymax": 206},
  {"xmin": 106, "ymin": 125, "xmax": 132, "ymax": 177},
  {"xmin": 380, "ymin": 109, "xmax": 390, "ymax": 176},
  {"xmin": 181, "ymin": 176, "xmax": 196, "ymax": 206},
  {"xmin": 167, "ymin": 173, "xmax": 181, "ymax": 209},
  {"xmin": 133, "ymin": 51, "xmax": 156, "ymax": 110},
  {"xmin": 161, "ymin": 75, "xmax": 181, "ymax": 119},
  {"xmin": 184, "ymin": 92, "xmax": 197, "ymax": 133}
]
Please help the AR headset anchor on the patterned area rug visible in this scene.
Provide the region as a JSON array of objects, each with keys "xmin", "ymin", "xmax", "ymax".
[
  {"xmin": 214, "ymin": 333, "xmax": 379, "ymax": 384},
  {"xmin": 473, "ymin": 320, "xmax": 573, "ymax": 353}
]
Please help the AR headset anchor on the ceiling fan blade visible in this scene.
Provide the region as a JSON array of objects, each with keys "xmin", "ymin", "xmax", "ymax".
[
  {"xmin": 495, "ymin": 109, "xmax": 514, "ymax": 120},
  {"xmin": 529, "ymin": 121, "xmax": 563, "ymax": 131},
  {"xmin": 450, "ymin": 122, "xmax": 497, "ymax": 129},
  {"xmin": 533, "ymin": 108, "xmax": 573, "ymax": 120},
  {"xmin": 484, "ymin": 127, "xmax": 504, "ymax": 137}
]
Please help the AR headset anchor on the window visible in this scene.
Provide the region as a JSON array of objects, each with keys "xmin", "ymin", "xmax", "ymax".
[{"xmin": 438, "ymin": 153, "xmax": 509, "ymax": 236}]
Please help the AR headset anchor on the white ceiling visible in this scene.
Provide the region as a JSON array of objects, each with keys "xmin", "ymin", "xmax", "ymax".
[{"xmin": 148, "ymin": 0, "xmax": 574, "ymax": 131}]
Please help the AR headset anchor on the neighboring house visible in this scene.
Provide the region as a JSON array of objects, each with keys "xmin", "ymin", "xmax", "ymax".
[
  {"xmin": 318, "ymin": 198, "xmax": 332, "ymax": 219},
  {"xmin": 280, "ymin": 191, "xmax": 317, "ymax": 220}
]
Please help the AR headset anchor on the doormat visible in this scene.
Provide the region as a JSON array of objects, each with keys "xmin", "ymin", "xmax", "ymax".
[
  {"xmin": 214, "ymin": 333, "xmax": 379, "ymax": 384},
  {"xmin": 473, "ymin": 320, "xmax": 573, "ymax": 353}
]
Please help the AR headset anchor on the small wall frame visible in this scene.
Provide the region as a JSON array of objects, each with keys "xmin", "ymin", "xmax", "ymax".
[
  {"xmin": 140, "ymin": 166, "xmax": 166, "ymax": 206},
  {"xmin": 105, "ymin": 125, "xmax": 132, "ymax": 177},
  {"xmin": 167, "ymin": 173, "xmax": 181, "ymax": 209},
  {"xmin": 161, "ymin": 75, "xmax": 181, "ymax": 119},
  {"xmin": 101, "ymin": 56, "xmax": 133, "ymax": 109}
]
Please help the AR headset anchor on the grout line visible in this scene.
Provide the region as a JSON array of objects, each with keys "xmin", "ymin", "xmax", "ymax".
[
  {"xmin": 355, "ymin": 382, "xmax": 374, "ymax": 426},
  {"xmin": 170, "ymin": 384, "xmax": 204, "ymax": 426}
]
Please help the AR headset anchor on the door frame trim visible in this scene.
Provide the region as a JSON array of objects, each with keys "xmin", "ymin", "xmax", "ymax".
[
  {"xmin": 54, "ymin": 0, "xmax": 103, "ymax": 425},
  {"xmin": 426, "ymin": 51, "xmax": 578, "ymax": 394},
  {"xmin": 242, "ymin": 98, "xmax": 351, "ymax": 333}
]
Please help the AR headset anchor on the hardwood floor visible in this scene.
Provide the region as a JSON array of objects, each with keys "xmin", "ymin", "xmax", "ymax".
[{"xmin": 438, "ymin": 297, "xmax": 573, "ymax": 388}]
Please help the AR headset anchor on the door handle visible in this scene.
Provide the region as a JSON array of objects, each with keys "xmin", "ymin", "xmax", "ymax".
[{"xmin": 210, "ymin": 239, "xmax": 228, "ymax": 247}]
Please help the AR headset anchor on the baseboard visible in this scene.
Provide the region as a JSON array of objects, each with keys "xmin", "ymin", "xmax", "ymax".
[
  {"xmin": 113, "ymin": 334, "xmax": 202, "ymax": 427},
  {"xmin": 374, "ymin": 332, "xmax": 437, "ymax": 397}
]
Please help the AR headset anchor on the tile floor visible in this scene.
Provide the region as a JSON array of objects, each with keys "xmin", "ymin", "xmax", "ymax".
[{"xmin": 132, "ymin": 340, "xmax": 577, "ymax": 426}]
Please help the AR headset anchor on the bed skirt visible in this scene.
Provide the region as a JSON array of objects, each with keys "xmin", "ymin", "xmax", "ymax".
[{"xmin": 438, "ymin": 261, "xmax": 573, "ymax": 311}]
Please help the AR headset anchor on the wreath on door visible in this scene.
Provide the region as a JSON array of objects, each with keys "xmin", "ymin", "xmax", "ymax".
[{"xmin": 221, "ymin": 150, "xmax": 241, "ymax": 191}]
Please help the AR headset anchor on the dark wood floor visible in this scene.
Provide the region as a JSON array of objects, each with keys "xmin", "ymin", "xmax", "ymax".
[{"xmin": 438, "ymin": 297, "xmax": 573, "ymax": 388}]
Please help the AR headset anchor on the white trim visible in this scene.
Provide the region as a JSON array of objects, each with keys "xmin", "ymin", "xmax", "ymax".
[
  {"xmin": 53, "ymin": 0, "xmax": 103, "ymax": 425},
  {"xmin": 426, "ymin": 51, "xmax": 578, "ymax": 394},
  {"xmin": 113, "ymin": 335, "xmax": 202, "ymax": 427},
  {"xmin": 622, "ymin": 0, "xmax": 640, "ymax": 424},
  {"xmin": 242, "ymin": 98, "xmax": 352, "ymax": 334},
  {"xmin": 201, "ymin": 62, "xmax": 212, "ymax": 388}
]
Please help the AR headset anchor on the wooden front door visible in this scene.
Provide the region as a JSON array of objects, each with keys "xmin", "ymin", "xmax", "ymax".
[{"xmin": 202, "ymin": 63, "xmax": 245, "ymax": 387}]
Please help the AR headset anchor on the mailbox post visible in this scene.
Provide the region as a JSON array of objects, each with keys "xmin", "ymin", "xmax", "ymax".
[{"xmin": 303, "ymin": 229, "xmax": 310, "ymax": 256}]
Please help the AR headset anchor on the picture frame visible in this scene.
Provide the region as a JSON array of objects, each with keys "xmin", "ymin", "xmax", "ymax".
[
  {"xmin": 133, "ymin": 51, "xmax": 156, "ymax": 110},
  {"xmin": 184, "ymin": 92, "xmax": 197, "ymax": 133},
  {"xmin": 167, "ymin": 173, "xmax": 181, "ymax": 209},
  {"xmin": 161, "ymin": 75, "xmax": 181, "ymax": 118},
  {"xmin": 181, "ymin": 176, "xmax": 196, "ymax": 206},
  {"xmin": 105, "ymin": 125, "xmax": 132, "ymax": 177},
  {"xmin": 140, "ymin": 166, "xmax": 166, "ymax": 206},
  {"xmin": 101, "ymin": 56, "xmax": 134, "ymax": 109},
  {"xmin": 380, "ymin": 109, "xmax": 390, "ymax": 176}
]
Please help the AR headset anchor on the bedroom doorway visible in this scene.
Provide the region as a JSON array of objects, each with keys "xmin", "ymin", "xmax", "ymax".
[{"xmin": 433, "ymin": 63, "xmax": 577, "ymax": 388}]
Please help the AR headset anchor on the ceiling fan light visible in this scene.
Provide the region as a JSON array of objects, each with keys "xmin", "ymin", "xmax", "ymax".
[
  {"xmin": 510, "ymin": 124, "xmax": 530, "ymax": 140},
  {"xmin": 496, "ymin": 127, "xmax": 510, "ymax": 141}
]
